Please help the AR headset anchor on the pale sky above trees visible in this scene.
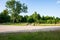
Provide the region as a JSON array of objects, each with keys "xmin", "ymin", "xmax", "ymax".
[{"xmin": 0, "ymin": 0, "xmax": 60, "ymax": 17}]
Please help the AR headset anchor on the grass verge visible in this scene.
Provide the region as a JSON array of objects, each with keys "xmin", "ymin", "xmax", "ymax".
[
  {"xmin": 0, "ymin": 23, "xmax": 60, "ymax": 26},
  {"xmin": 0, "ymin": 31, "xmax": 60, "ymax": 40}
]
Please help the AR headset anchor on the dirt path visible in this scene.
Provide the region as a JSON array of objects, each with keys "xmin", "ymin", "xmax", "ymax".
[{"xmin": 0, "ymin": 25, "xmax": 60, "ymax": 33}]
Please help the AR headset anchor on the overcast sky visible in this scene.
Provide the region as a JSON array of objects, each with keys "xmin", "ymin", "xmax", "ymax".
[{"xmin": 0, "ymin": 0, "xmax": 60, "ymax": 17}]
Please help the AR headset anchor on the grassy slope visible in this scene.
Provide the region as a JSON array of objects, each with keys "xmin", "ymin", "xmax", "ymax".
[{"xmin": 0, "ymin": 31, "xmax": 60, "ymax": 40}]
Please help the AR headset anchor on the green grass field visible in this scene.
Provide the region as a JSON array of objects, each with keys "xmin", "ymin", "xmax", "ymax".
[
  {"xmin": 0, "ymin": 23, "xmax": 28, "ymax": 26},
  {"xmin": 0, "ymin": 31, "xmax": 60, "ymax": 40},
  {"xmin": 0, "ymin": 23, "xmax": 60, "ymax": 26}
]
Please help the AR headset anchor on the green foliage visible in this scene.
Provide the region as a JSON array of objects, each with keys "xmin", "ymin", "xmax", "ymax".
[
  {"xmin": 0, "ymin": 10, "xmax": 60, "ymax": 24},
  {"xmin": 23, "ymin": 15, "xmax": 29, "ymax": 22},
  {"xmin": 6, "ymin": 0, "xmax": 27, "ymax": 23},
  {"xmin": 0, "ymin": 10, "xmax": 10, "ymax": 23},
  {"xmin": 31, "ymin": 12, "xmax": 41, "ymax": 23},
  {"xmin": 27, "ymin": 16, "xmax": 35, "ymax": 23}
]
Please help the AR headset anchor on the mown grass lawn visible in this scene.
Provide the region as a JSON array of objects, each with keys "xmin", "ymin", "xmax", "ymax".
[{"xmin": 0, "ymin": 31, "xmax": 60, "ymax": 40}]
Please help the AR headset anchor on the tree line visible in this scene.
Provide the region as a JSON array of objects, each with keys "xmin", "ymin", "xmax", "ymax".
[
  {"xmin": 0, "ymin": 10, "xmax": 60, "ymax": 24},
  {"xmin": 0, "ymin": 0, "xmax": 60, "ymax": 24}
]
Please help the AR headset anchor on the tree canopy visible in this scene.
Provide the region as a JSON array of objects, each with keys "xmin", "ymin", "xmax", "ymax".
[{"xmin": 6, "ymin": 0, "xmax": 28, "ymax": 23}]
